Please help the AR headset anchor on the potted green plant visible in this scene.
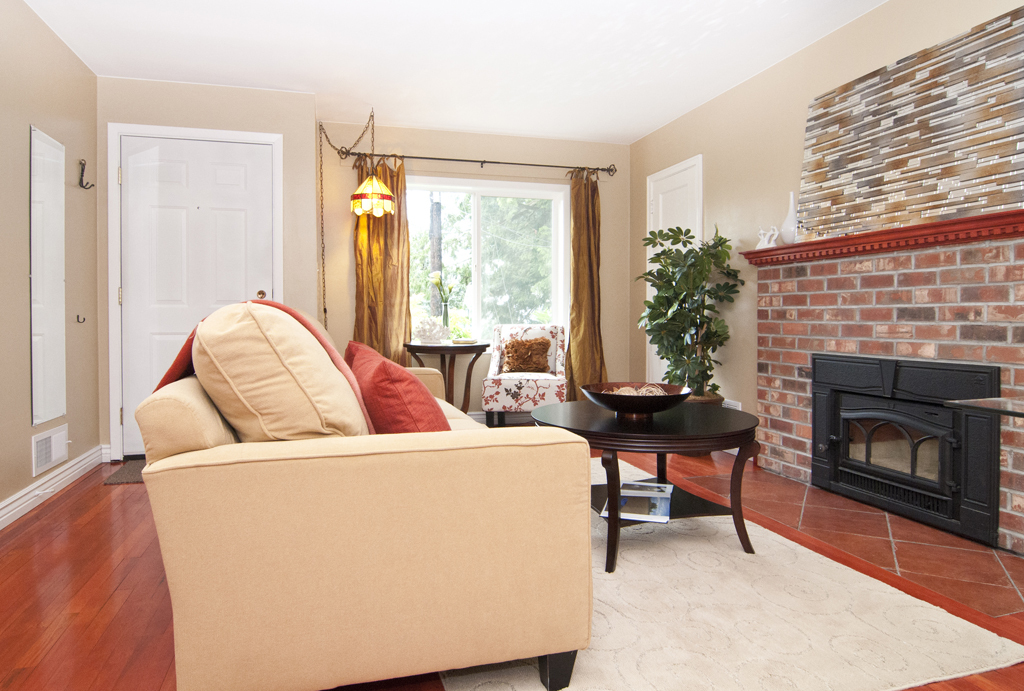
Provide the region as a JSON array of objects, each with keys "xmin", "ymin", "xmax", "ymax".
[{"xmin": 637, "ymin": 226, "xmax": 744, "ymax": 401}]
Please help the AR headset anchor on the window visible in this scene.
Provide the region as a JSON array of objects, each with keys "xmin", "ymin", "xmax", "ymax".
[{"xmin": 407, "ymin": 176, "xmax": 569, "ymax": 340}]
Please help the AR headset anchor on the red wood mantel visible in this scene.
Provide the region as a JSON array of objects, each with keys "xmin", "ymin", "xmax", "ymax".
[{"xmin": 740, "ymin": 209, "xmax": 1024, "ymax": 266}]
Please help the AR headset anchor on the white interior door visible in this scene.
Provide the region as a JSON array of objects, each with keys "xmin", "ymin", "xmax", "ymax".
[
  {"xmin": 646, "ymin": 155, "xmax": 703, "ymax": 384},
  {"xmin": 120, "ymin": 136, "xmax": 274, "ymax": 455}
]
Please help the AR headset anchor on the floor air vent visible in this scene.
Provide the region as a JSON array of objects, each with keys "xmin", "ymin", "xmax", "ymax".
[{"xmin": 32, "ymin": 424, "xmax": 68, "ymax": 477}]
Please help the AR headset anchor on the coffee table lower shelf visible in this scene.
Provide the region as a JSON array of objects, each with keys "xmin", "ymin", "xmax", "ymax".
[{"xmin": 590, "ymin": 481, "xmax": 732, "ymax": 528}]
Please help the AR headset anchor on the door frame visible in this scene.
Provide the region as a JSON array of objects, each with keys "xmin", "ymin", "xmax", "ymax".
[
  {"xmin": 645, "ymin": 154, "xmax": 703, "ymax": 383},
  {"xmin": 106, "ymin": 123, "xmax": 284, "ymax": 461}
]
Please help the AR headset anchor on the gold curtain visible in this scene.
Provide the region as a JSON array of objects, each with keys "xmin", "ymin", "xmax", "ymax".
[
  {"xmin": 565, "ymin": 168, "xmax": 608, "ymax": 400},
  {"xmin": 352, "ymin": 155, "xmax": 411, "ymax": 365}
]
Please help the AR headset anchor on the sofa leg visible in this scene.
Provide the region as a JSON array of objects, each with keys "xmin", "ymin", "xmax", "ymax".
[
  {"xmin": 485, "ymin": 412, "xmax": 495, "ymax": 427},
  {"xmin": 496, "ymin": 412, "xmax": 506, "ymax": 427},
  {"xmin": 538, "ymin": 650, "xmax": 577, "ymax": 691}
]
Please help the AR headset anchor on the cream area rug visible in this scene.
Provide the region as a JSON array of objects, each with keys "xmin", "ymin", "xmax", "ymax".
[{"xmin": 441, "ymin": 460, "xmax": 1024, "ymax": 691}]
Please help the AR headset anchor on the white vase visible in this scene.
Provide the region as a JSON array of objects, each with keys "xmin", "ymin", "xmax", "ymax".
[{"xmin": 778, "ymin": 192, "xmax": 798, "ymax": 245}]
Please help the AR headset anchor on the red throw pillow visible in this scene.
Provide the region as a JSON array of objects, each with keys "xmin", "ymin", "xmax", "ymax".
[{"xmin": 344, "ymin": 341, "xmax": 451, "ymax": 434}]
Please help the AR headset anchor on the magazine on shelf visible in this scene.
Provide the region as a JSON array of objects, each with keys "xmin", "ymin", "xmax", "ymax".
[
  {"xmin": 601, "ymin": 481, "xmax": 674, "ymax": 523},
  {"xmin": 619, "ymin": 481, "xmax": 673, "ymax": 497}
]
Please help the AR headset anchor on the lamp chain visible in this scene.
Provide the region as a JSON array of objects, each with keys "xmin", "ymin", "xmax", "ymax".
[
  {"xmin": 317, "ymin": 122, "xmax": 328, "ymax": 329},
  {"xmin": 322, "ymin": 110, "xmax": 374, "ymax": 161}
]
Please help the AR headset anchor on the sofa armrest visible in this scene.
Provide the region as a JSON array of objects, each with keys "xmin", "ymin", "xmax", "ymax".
[
  {"xmin": 143, "ymin": 427, "xmax": 592, "ymax": 691},
  {"xmin": 406, "ymin": 366, "xmax": 445, "ymax": 399}
]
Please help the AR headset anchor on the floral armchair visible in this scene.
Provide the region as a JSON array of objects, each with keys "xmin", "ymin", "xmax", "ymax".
[{"xmin": 482, "ymin": 324, "xmax": 567, "ymax": 426}]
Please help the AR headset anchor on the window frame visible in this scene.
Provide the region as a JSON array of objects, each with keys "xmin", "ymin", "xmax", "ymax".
[{"xmin": 406, "ymin": 175, "xmax": 571, "ymax": 340}]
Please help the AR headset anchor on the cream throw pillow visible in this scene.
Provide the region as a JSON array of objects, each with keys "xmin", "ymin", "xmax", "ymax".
[
  {"xmin": 193, "ymin": 302, "xmax": 369, "ymax": 442},
  {"xmin": 135, "ymin": 376, "xmax": 238, "ymax": 463}
]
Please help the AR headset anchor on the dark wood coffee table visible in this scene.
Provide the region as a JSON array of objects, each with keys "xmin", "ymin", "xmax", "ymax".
[{"xmin": 532, "ymin": 401, "xmax": 761, "ymax": 572}]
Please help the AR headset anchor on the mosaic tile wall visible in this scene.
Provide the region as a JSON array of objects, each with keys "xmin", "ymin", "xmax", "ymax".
[{"xmin": 799, "ymin": 7, "xmax": 1024, "ymax": 237}]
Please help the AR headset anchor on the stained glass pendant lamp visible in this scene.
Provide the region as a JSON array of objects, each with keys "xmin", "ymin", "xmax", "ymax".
[
  {"xmin": 351, "ymin": 173, "xmax": 395, "ymax": 217},
  {"xmin": 350, "ymin": 110, "xmax": 395, "ymax": 217}
]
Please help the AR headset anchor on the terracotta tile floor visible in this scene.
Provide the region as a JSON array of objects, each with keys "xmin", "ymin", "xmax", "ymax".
[{"xmin": 614, "ymin": 450, "xmax": 1024, "ymax": 620}]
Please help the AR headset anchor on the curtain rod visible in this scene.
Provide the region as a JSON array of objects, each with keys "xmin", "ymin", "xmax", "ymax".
[
  {"xmin": 318, "ymin": 121, "xmax": 615, "ymax": 176},
  {"xmin": 343, "ymin": 151, "xmax": 617, "ymax": 177}
]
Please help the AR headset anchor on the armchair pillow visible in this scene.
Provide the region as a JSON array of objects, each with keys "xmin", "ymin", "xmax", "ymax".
[
  {"xmin": 501, "ymin": 337, "xmax": 551, "ymax": 373},
  {"xmin": 344, "ymin": 341, "xmax": 451, "ymax": 434},
  {"xmin": 193, "ymin": 302, "xmax": 370, "ymax": 442}
]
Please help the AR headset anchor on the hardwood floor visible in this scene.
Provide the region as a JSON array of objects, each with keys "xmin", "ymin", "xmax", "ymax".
[
  {"xmin": 0, "ymin": 460, "xmax": 1022, "ymax": 690},
  {"xmin": 0, "ymin": 466, "xmax": 173, "ymax": 691}
]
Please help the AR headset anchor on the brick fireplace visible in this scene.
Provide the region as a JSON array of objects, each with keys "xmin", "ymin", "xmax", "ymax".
[{"xmin": 742, "ymin": 210, "xmax": 1024, "ymax": 553}]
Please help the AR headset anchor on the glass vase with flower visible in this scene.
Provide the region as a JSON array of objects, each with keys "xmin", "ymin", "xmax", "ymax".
[{"xmin": 428, "ymin": 270, "xmax": 454, "ymax": 329}]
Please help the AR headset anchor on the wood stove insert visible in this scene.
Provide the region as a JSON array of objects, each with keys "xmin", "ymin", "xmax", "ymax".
[{"xmin": 812, "ymin": 354, "xmax": 1001, "ymax": 546}]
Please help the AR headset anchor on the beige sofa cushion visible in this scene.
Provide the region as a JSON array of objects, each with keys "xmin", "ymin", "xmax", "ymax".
[
  {"xmin": 135, "ymin": 376, "xmax": 238, "ymax": 463},
  {"xmin": 193, "ymin": 302, "xmax": 369, "ymax": 442},
  {"xmin": 435, "ymin": 398, "xmax": 485, "ymax": 431}
]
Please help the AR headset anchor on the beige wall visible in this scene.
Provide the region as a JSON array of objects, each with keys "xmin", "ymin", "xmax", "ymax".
[
  {"xmin": 95, "ymin": 78, "xmax": 317, "ymax": 446},
  {"xmin": 7, "ymin": 0, "xmax": 1003, "ymax": 495},
  {"xmin": 628, "ymin": 0, "xmax": 1024, "ymax": 415},
  {"xmin": 319, "ymin": 122, "xmax": 630, "ymax": 411},
  {"xmin": 0, "ymin": 0, "xmax": 98, "ymax": 503}
]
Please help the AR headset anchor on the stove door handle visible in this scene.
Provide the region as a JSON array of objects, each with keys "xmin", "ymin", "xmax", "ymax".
[{"xmin": 818, "ymin": 435, "xmax": 841, "ymax": 454}]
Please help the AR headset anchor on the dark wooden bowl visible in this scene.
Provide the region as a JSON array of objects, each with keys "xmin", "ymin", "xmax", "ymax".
[{"xmin": 580, "ymin": 382, "xmax": 691, "ymax": 420}]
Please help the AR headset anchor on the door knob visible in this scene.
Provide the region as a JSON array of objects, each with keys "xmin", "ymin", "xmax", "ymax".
[{"xmin": 256, "ymin": 290, "xmax": 266, "ymax": 299}]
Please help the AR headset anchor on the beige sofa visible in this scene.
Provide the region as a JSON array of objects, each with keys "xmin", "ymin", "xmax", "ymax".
[{"xmin": 137, "ymin": 304, "xmax": 592, "ymax": 691}]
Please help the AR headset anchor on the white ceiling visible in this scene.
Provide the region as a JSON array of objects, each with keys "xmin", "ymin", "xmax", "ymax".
[{"xmin": 24, "ymin": 0, "xmax": 889, "ymax": 144}]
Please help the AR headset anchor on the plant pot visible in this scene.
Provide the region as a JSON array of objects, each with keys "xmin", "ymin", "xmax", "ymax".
[{"xmin": 685, "ymin": 392, "xmax": 725, "ymax": 406}]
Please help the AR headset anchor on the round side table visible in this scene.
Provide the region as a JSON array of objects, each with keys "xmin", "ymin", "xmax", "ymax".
[{"xmin": 404, "ymin": 341, "xmax": 489, "ymax": 413}]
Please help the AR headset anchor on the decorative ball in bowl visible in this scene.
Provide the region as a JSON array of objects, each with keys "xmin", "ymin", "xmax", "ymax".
[{"xmin": 580, "ymin": 382, "xmax": 691, "ymax": 420}]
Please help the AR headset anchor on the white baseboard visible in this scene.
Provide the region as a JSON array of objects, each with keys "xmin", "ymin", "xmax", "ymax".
[
  {"xmin": 100, "ymin": 444, "xmax": 112, "ymax": 463},
  {"xmin": 0, "ymin": 445, "xmax": 104, "ymax": 533}
]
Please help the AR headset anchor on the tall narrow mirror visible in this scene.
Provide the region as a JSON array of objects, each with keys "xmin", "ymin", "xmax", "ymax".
[{"xmin": 30, "ymin": 126, "xmax": 67, "ymax": 425}]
